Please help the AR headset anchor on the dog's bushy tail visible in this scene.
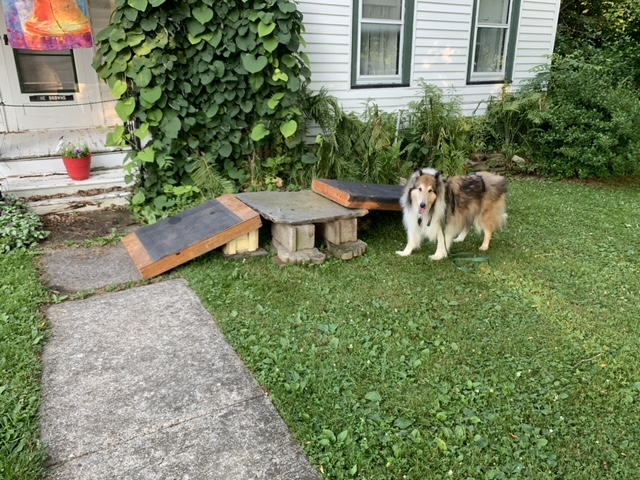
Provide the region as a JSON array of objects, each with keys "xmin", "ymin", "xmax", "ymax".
[{"xmin": 476, "ymin": 171, "xmax": 508, "ymax": 197}]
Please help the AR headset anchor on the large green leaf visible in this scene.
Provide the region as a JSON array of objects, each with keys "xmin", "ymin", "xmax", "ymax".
[
  {"xmin": 128, "ymin": 0, "xmax": 148, "ymax": 12},
  {"xmin": 205, "ymin": 104, "xmax": 219, "ymax": 118},
  {"xmin": 242, "ymin": 54, "xmax": 268, "ymax": 74},
  {"xmin": 135, "ymin": 122, "xmax": 150, "ymax": 141},
  {"xmin": 187, "ymin": 19, "xmax": 206, "ymax": 36},
  {"xmin": 250, "ymin": 124, "xmax": 270, "ymax": 141},
  {"xmin": 146, "ymin": 108, "xmax": 163, "ymax": 125},
  {"xmin": 262, "ymin": 36, "xmax": 278, "ymax": 53},
  {"xmin": 137, "ymin": 147, "xmax": 155, "ymax": 163},
  {"xmin": 106, "ymin": 125, "xmax": 127, "ymax": 147},
  {"xmin": 163, "ymin": 116, "xmax": 182, "ymax": 139},
  {"xmin": 192, "ymin": 5, "xmax": 214, "ymax": 24},
  {"xmin": 219, "ymin": 142, "xmax": 233, "ymax": 158},
  {"xmin": 279, "ymin": 119, "xmax": 297, "ymax": 138},
  {"xmin": 278, "ymin": 0, "xmax": 297, "ymax": 14},
  {"xmin": 115, "ymin": 97, "xmax": 136, "ymax": 121},
  {"xmin": 140, "ymin": 85, "xmax": 162, "ymax": 104},
  {"xmin": 131, "ymin": 191, "xmax": 146, "ymax": 205},
  {"xmin": 134, "ymin": 68, "xmax": 152, "ymax": 88},
  {"xmin": 140, "ymin": 17, "xmax": 157, "ymax": 31},
  {"xmin": 207, "ymin": 30, "xmax": 222, "ymax": 48},
  {"xmin": 258, "ymin": 21, "xmax": 276, "ymax": 38},
  {"xmin": 110, "ymin": 79, "xmax": 127, "ymax": 99},
  {"xmin": 287, "ymin": 76, "xmax": 300, "ymax": 92},
  {"xmin": 249, "ymin": 74, "xmax": 264, "ymax": 91},
  {"xmin": 267, "ymin": 92, "xmax": 285, "ymax": 110},
  {"xmin": 134, "ymin": 40, "xmax": 155, "ymax": 56}
]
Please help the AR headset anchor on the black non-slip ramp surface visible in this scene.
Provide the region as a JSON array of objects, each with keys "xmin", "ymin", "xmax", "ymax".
[
  {"xmin": 311, "ymin": 178, "xmax": 403, "ymax": 211},
  {"xmin": 122, "ymin": 195, "xmax": 261, "ymax": 278}
]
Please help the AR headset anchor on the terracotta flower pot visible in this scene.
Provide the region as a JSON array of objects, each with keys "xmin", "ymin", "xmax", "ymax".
[{"xmin": 62, "ymin": 154, "xmax": 92, "ymax": 180}]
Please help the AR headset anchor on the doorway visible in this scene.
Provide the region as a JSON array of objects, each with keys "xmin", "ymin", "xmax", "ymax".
[{"xmin": 0, "ymin": 3, "xmax": 104, "ymax": 132}]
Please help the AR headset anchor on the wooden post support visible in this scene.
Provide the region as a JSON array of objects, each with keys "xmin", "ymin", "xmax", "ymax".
[{"xmin": 222, "ymin": 229, "xmax": 259, "ymax": 255}]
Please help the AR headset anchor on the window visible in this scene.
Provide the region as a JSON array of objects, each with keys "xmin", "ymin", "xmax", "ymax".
[
  {"xmin": 468, "ymin": 0, "xmax": 521, "ymax": 83},
  {"xmin": 352, "ymin": 0, "xmax": 414, "ymax": 88},
  {"xmin": 14, "ymin": 49, "xmax": 78, "ymax": 94}
]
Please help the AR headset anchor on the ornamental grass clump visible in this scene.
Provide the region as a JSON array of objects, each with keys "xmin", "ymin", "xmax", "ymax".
[{"xmin": 0, "ymin": 195, "xmax": 50, "ymax": 252}]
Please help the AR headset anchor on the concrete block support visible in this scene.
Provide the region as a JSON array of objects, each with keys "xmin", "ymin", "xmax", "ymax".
[
  {"xmin": 271, "ymin": 223, "xmax": 315, "ymax": 252},
  {"xmin": 317, "ymin": 218, "xmax": 358, "ymax": 245}
]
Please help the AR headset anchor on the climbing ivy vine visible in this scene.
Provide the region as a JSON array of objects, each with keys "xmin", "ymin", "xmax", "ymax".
[{"xmin": 92, "ymin": 0, "xmax": 311, "ymax": 216}]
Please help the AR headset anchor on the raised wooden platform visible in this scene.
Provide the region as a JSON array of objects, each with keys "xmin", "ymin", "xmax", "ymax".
[
  {"xmin": 123, "ymin": 195, "xmax": 261, "ymax": 278},
  {"xmin": 236, "ymin": 191, "xmax": 368, "ymax": 264},
  {"xmin": 311, "ymin": 178, "xmax": 403, "ymax": 211}
]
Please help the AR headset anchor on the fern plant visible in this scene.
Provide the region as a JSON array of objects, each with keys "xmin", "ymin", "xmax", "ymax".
[
  {"xmin": 302, "ymin": 89, "xmax": 409, "ymax": 184},
  {"xmin": 401, "ymin": 82, "xmax": 470, "ymax": 175}
]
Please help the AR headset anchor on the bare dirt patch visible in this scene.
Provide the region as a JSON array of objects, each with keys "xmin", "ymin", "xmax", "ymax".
[{"xmin": 40, "ymin": 207, "xmax": 141, "ymax": 248}]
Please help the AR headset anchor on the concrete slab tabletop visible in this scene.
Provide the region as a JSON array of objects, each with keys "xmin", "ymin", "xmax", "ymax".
[{"xmin": 236, "ymin": 190, "xmax": 368, "ymax": 225}]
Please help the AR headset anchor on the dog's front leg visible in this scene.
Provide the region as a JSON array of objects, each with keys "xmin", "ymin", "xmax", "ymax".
[
  {"xmin": 396, "ymin": 226, "xmax": 422, "ymax": 256},
  {"xmin": 430, "ymin": 228, "xmax": 452, "ymax": 261},
  {"xmin": 396, "ymin": 238, "xmax": 420, "ymax": 256}
]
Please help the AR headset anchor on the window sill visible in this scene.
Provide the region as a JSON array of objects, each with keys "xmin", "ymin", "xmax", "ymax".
[{"xmin": 351, "ymin": 83, "xmax": 410, "ymax": 90}]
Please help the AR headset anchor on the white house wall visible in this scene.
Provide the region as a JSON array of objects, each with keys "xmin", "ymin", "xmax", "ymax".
[{"xmin": 297, "ymin": 0, "xmax": 561, "ymax": 116}]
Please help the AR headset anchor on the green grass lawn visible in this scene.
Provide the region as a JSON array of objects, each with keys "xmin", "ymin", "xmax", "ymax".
[
  {"xmin": 181, "ymin": 177, "xmax": 640, "ymax": 479},
  {"xmin": 2, "ymin": 176, "xmax": 638, "ymax": 479},
  {"xmin": 0, "ymin": 252, "xmax": 48, "ymax": 480}
]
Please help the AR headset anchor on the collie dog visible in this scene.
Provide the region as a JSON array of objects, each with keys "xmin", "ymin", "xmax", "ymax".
[{"xmin": 396, "ymin": 168, "xmax": 508, "ymax": 260}]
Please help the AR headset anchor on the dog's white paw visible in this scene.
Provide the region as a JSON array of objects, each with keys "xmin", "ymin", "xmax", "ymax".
[
  {"xmin": 396, "ymin": 249, "xmax": 412, "ymax": 256},
  {"xmin": 429, "ymin": 253, "xmax": 447, "ymax": 261},
  {"xmin": 479, "ymin": 245, "xmax": 489, "ymax": 251}
]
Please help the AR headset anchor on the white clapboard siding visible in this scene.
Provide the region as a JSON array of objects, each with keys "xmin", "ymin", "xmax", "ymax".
[
  {"xmin": 298, "ymin": 0, "xmax": 560, "ymax": 116},
  {"xmin": 88, "ymin": 0, "xmax": 119, "ymax": 126},
  {"xmin": 512, "ymin": 0, "xmax": 560, "ymax": 85}
]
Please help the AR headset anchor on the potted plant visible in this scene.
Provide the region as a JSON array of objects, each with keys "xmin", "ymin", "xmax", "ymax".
[{"xmin": 57, "ymin": 137, "xmax": 92, "ymax": 180}]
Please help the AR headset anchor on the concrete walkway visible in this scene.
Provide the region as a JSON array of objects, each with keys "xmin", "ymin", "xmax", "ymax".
[{"xmin": 39, "ymin": 247, "xmax": 321, "ymax": 479}]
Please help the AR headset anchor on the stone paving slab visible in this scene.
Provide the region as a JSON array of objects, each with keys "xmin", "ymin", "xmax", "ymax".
[
  {"xmin": 40, "ymin": 244, "xmax": 142, "ymax": 293},
  {"xmin": 42, "ymin": 279, "xmax": 321, "ymax": 479},
  {"xmin": 237, "ymin": 191, "xmax": 368, "ymax": 225}
]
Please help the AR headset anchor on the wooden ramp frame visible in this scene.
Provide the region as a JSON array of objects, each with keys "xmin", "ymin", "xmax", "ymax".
[
  {"xmin": 311, "ymin": 178, "xmax": 403, "ymax": 211},
  {"xmin": 123, "ymin": 195, "xmax": 261, "ymax": 279}
]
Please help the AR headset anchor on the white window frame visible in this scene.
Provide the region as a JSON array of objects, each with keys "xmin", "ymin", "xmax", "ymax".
[
  {"xmin": 354, "ymin": 0, "xmax": 407, "ymax": 87},
  {"xmin": 469, "ymin": 0, "xmax": 513, "ymax": 83}
]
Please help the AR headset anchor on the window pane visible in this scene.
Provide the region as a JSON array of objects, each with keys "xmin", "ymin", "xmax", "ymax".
[
  {"xmin": 474, "ymin": 27, "xmax": 506, "ymax": 72},
  {"xmin": 363, "ymin": 0, "xmax": 402, "ymax": 20},
  {"xmin": 478, "ymin": 0, "xmax": 509, "ymax": 24},
  {"xmin": 14, "ymin": 50, "xmax": 77, "ymax": 94},
  {"xmin": 360, "ymin": 24, "xmax": 400, "ymax": 76}
]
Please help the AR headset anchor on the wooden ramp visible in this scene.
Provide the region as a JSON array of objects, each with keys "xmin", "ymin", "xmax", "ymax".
[
  {"xmin": 123, "ymin": 195, "xmax": 261, "ymax": 278},
  {"xmin": 311, "ymin": 178, "xmax": 403, "ymax": 211}
]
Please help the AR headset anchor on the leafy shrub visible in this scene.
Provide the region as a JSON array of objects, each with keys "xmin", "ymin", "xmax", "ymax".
[
  {"xmin": 0, "ymin": 196, "xmax": 49, "ymax": 252},
  {"xmin": 93, "ymin": 0, "xmax": 311, "ymax": 218},
  {"xmin": 480, "ymin": 84, "xmax": 547, "ymax": 161},
  {"xmin": 304, "ymin": 89, "xmax": 410, "ymax": 184},
  {"xmin": 401, "ymin": 83, "xmax": 470, "ymax": 175},
  {"xmin": 526, "ymin": 52, "xmax": 640, "ymax": 178}
]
